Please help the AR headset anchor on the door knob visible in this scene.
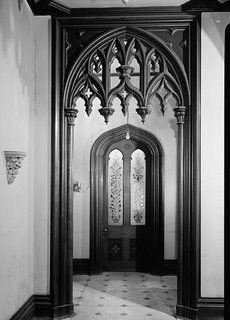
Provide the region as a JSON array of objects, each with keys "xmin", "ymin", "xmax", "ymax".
[{"xmin": 102, "ymin": 228, "xmax": 108, "ymax": 235}]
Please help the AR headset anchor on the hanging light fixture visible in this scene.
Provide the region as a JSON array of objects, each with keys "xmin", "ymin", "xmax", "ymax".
[
  {"xmin": 125, "ymin": 105, "xmax": 131, "ymax": 139},
  {"xmin": 122, "ymin": 0, "xmax": 129, "ymax": 4}
]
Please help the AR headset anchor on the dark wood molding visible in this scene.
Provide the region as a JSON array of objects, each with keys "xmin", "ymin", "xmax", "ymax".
[
  {"xmin": 182, "ymin": 0, "xmax": 230, "ymax": 13},
  {"xmin": 34, "ymin": 295, "xmax": 53, "ymax": 318},
  {"xmin": 73, "ymin": 259, "xmax": 90, "ymax": 274},
  {"xmin": 25, "ymin": 0, "xmax": 70, "ymax": 15},
  {"xmin": 225, "ymin": 23, "xmax": 230, "ymax": 320},
  {"xmin": 25, "ymin": 0, "xmax": 230, "ymax": 17},
  {"xmin": 51, "ymin": 8, "xmax": 201, "ymax": 319},
  {"xmin": 196, "ymin": 298, "xmax": 224, "ymax": 320},
  {"xmin": 50, "ymin": 17, "xmax": 74, "ymax": 319},
  {"xmin": 176, "ymin": 304, "xmax": 198, "ymax": 319},
  {"xmin": 10, "ymin": 296, "xmax": 34, "ymax": 320},
  {"xmin": 10, "ymin": 295, "xmax": 52, "ymax": 320},
  {"xmin": 162, "ymin": 260, "xmax": 177, "ymax": 275}
]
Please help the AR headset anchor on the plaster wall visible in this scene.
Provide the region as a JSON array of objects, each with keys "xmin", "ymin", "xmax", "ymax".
[
  {"xmin": 0, "ymin": 2, "xmax": 51, "ymax": 318},
  {"xmin": 73, "ymin": 96, "xmax": 178, "ymax": 260},
  {"xmin": 33, "ymin": 16, "xmax": 51, "ymax": 295},
  {"xmin": 0, "ymin": 1, "xmax": 34, "ymax": 319},
  {"xmin": 200, "ymin": 12, "xmax": 227, "ymax": 298}
]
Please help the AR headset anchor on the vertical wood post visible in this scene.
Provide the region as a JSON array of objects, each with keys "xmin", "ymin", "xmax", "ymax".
[
  {"xmin": 174, "ymin": 106, "xmax": 186, "ymax": 314},
  {"xmin": 64, "ymin": 107, "xmax": 78, "ymax": 314}
]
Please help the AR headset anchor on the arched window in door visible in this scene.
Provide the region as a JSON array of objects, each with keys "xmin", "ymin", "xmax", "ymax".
[
  {"xmin": 108, "ymin": 149, "xmax": 123, "ymax": 226},
  {"xmin": 108, "ymin": 145, "xmax": 147, "ymax": 228},
  {"xmin": 131, "ymin": 149, "xmax": 146, "ymax": 226}
]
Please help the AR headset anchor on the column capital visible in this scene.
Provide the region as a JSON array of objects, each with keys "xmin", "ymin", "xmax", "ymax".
[
  {"xmin": 174, "ymin": 106, "xmax": 186, "ymax": 124},
  {"xmin": 65, "ymin": 108, "xmax": 78, "ymax": 126}
]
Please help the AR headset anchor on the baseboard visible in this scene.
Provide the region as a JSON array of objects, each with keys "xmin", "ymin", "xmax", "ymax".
[
  {"xmin": 52, "ymin": 303, "xmax": 75, "ymax": 318},
  {"xmin": 176, "ymin": 304, "xmax": 198, "ymax": 319},
  {"xmin": 73, "ymin": 258, "xmax": 90, "ymax": 274},
  {"xmin": 196, "ymin": 298, "xmax": 224, "ymax": 320},
  {"xmin": 162, "ymin": 259, "xmax": 177, "ymax": 275},
  {"xmin": 10, "ymin": 296, "xmax": 34, "ymax": 320},
  {"xmin": 34, "ymin": 294, "xmax": 52, "ymax": 318},
  {"xmin": 10, "ymin": 294, "xmax": 52, "ymax": 320}
]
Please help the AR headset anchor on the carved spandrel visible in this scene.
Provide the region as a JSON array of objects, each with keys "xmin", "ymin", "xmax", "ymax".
[
  {"xmin": 148, "ymin": 28, "xmax": 187, "ymax": 62},
  {"xmin": 64, "ymin": 29, "xmax": 107, "ymax": 67}
]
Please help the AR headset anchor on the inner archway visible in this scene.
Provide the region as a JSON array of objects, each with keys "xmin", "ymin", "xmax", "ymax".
[{"xmin": 90, "ymin": 124, "xmax": 164, "ymax": 274}]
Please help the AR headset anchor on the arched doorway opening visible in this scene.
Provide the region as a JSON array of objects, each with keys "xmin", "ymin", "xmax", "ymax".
[{"xmin": 90, "ymin": 124, "xmax": 164, "ymax": 274}]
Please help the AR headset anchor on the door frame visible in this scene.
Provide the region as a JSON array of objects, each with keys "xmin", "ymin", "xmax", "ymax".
[
  {"xmin": 50, "ymin": 7, "xmax": 201, "ymax": 320},
  {"xmin": 90, "ymin": 124, "xmax": 164, "ymax": 274}
]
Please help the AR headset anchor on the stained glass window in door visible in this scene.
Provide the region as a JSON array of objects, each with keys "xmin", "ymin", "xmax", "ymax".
[
  {"xmin": 108, "ymin": 149, "xmax": 123, "ymax": 225},
  {"xmin": 130, "ymin": 149, "xmax": 146, "ymax": 225}
]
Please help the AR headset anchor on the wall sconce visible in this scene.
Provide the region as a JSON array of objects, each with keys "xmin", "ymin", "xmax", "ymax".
[{"xmin": 4, "ymin": 151, "xmax": 27, "ymax": 184}]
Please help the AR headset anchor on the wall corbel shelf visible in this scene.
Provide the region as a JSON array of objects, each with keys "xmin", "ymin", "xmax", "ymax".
[{"xmin": 4, "ymin": 151, "xmax": 27, "ymax": 185}]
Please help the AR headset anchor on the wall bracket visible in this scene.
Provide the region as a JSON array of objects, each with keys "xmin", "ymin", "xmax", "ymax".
[{"xmin": 4, "ymin": 151, "xmax": 27, "ymax": 184}]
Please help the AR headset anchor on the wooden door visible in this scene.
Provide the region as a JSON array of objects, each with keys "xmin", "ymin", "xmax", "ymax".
[{"xmin": 101, "ymin": 138, "xmax": 154, "ymax": 272}]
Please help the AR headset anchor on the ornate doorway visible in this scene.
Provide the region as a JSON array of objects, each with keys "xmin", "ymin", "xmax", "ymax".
[
  {"xmin": 90, "ymin": 125, "xmax": 164, "ymax": 274},
  {"xmin": 50, "ymin": 8, "xmax": 201, "ymax": 319}
]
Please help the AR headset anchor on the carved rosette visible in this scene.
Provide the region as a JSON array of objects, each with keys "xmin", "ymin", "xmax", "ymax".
[
  {"xmin": 65, "ymin": 108, "xmax": 78, "ymax": 126},
  {"xmin": 174, "ymin": 106, "xmax": 186, "ymax": 124},
  {"xmin": 4, "ymin": 151, "xmax": 26, "ymax": 184}
]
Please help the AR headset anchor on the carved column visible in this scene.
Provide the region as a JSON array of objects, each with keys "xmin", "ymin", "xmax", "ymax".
[
  {"xmin": 174, "ymin": 106, "xmax": 186, "ymax": 315},
  {"xmin": 64, "ymin": 107, "xmax": 78, "ymax": 315}
]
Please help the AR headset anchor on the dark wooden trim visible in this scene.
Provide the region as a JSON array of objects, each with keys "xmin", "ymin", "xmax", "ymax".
[
  {"xmin": 176, "ymin": 304, "xmax": 198, "ymax": 319},
  {"xmin": 196, "ymin": 298, "xmax": 224, "ymax": 320},
  {"xmin": 34, "ymin": 295, "xmax": 53, "ymax": 318},
  {"xmin": 25, "ymin": 0, "xmax": 70, "ymax": 15},
  {"xmin": 10, "ymin": 295, "xmax": 52, "ymax": 320},
  {"xmin": 10, "ymin": 296, "xmax": 34, "ymax": 320},
  {"xmin": 73, "ymin": 259, "xmax": 90, "ymax": 274},
  {"xmin": 50, "ymin": 17, "xmax": 74, "ymax": 319},
  {"xmin": 197, "ymin": 298, "xmax": 224, "ymax": 310},
  {"xmin": 90, "ymin": 124, "xmax": 164, "ymax": 275},
  {"xmin": 182, "ymin": 0, "xmax": 223, "ymax": 13},
  {"xmin": 162, "ymin": 260, "xmax": 177, "ymax": 275},
  {"xmin": 25, "ymin": 1, "xmax": 189, "ymax": 17},
  {"xmin": 51, "ymin": 9, "xmax": 202, "ymax": 319},
  {"xmin": 225, "ymin": 23, "xmax": 230, "ymax": 320}
]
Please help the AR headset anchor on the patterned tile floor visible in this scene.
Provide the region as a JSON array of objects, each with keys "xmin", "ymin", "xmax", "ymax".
[{"xmin": 35, "ymin": 272, "xmax": 177, "ymax": 320}]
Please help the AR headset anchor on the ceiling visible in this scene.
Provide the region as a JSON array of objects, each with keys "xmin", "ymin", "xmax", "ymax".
[{"xmin": 54, "ymin": 0, "xmax": 188, "ymax": 8}]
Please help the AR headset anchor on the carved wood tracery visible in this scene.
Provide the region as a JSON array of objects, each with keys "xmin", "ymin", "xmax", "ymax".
[{"xmin": 64, "ymin": 27, "xmax": 190, "ymax": 124}]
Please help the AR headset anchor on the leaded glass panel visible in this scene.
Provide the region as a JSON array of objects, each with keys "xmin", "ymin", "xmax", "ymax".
[
  {"xmin": 130, "ymin": 149, "xmax": 146, "ymax": 225},
  {"xmin": 108, "ymin": 149, "xmax": 123, "ymax": 225}
]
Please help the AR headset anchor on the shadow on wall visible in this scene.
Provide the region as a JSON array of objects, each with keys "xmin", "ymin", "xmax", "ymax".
[
  {"xmin": 0, "ymin": 0, "xmax": 34, "ymax": 111},
  {"xmin": 203, "ymin": 12, "xmax": 229, "ymax": 59}
]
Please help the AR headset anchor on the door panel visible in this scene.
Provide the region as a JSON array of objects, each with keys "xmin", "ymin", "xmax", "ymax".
[{"xmin": 102, "ymin": 138, "xmax": 153, "ymax": 271}]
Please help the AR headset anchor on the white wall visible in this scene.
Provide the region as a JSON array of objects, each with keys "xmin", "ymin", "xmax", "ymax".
[
  {"xmin": 73, "ymin": 96, "xmax": 178, "ymax": 260},
  {"xmin": 0, "ymin": 1, "xmax": 51, "ymax": 318},
  {"xmin": 33, "ymin": 16, "xmax": 51, "ymax": 295},
  {"xmin": 201, "ymin": 12, "xmax": 228, "ymax": 298},
  {"xmin": 0, "ymin": 1, "xmax": 34, "ymax": 319}
]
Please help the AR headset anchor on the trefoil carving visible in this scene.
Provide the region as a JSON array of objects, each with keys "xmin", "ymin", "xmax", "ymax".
[{"xmin": 4, "ymin": 151, "xmax": 26, "ymax": 184}]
